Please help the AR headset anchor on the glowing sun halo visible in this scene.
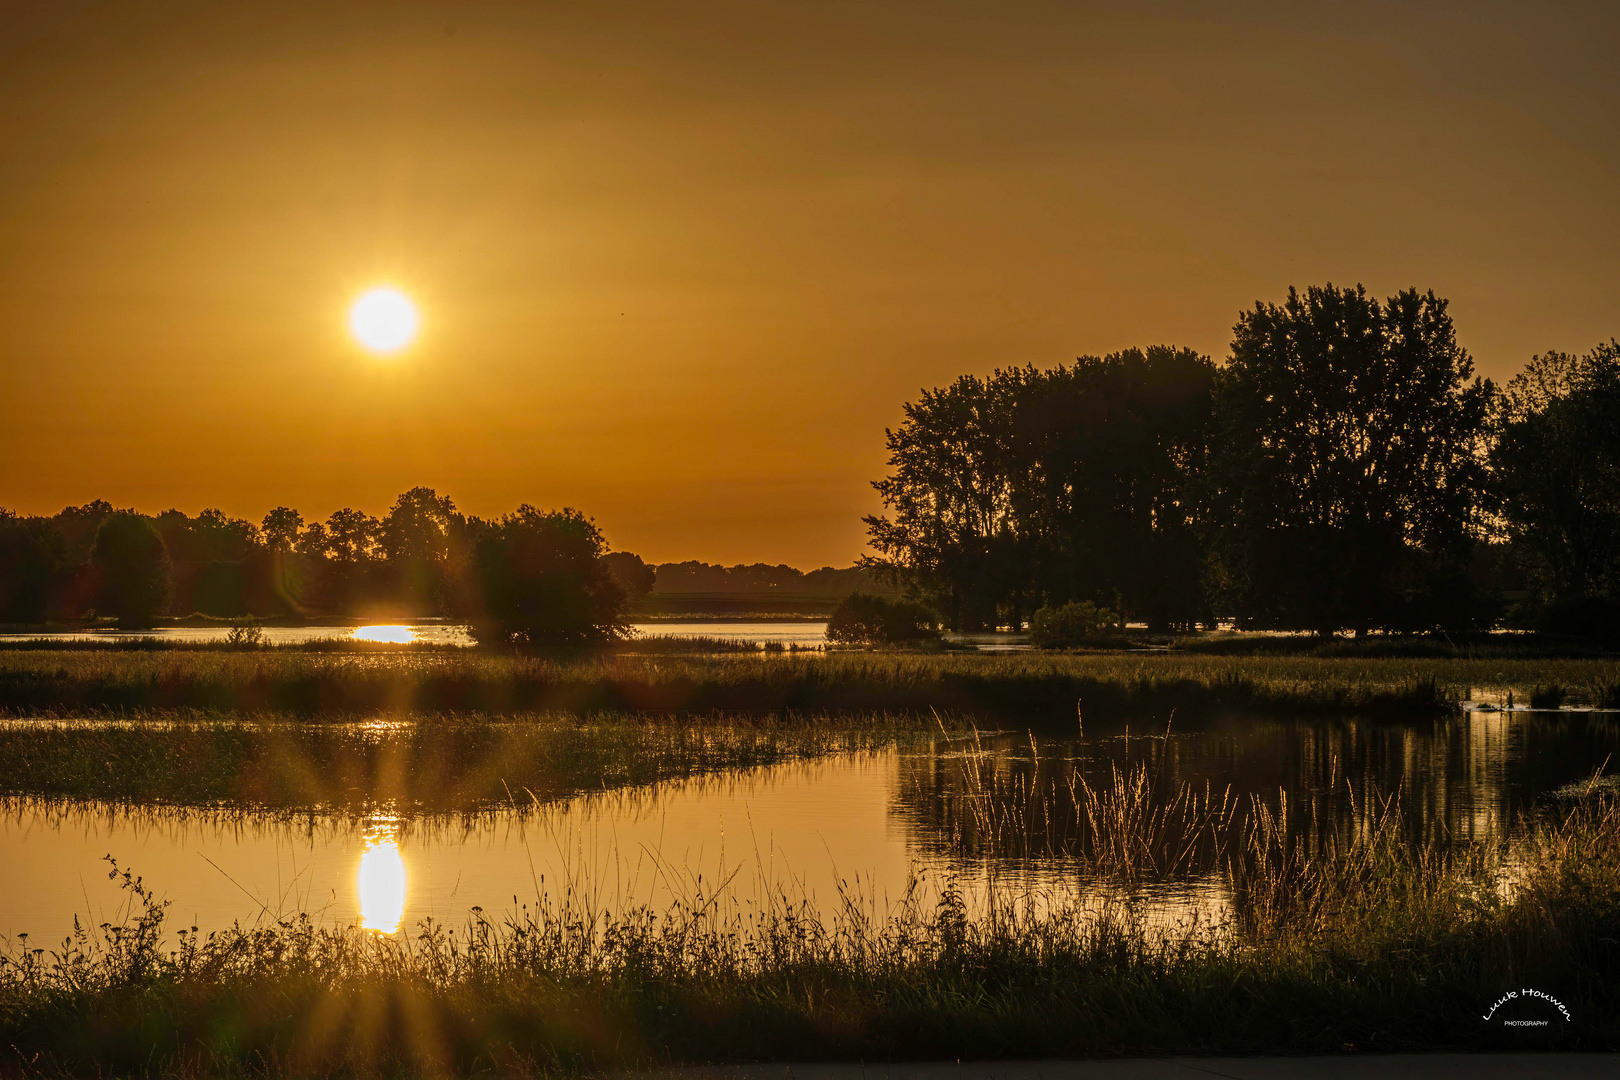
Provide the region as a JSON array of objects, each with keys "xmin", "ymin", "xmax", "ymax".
[{"xmin": 349, "ymin": 287, "xmax": 418, "ymax": 354}]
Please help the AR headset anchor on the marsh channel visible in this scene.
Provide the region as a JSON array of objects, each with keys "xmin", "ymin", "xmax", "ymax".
[{"xmin": 1, "ymin": 706, "xmax": 1613, "ymax": 947}]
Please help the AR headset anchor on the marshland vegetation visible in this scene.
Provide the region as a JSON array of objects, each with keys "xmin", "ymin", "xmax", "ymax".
[
  {"xmin": 1, "ymin": 777, "xmax": 1614, "ymax": 1075},
  {"xmin": 0, "ymin": 712, "xmax": 922, "ymax": 817},
  {"xmin": 3, "ymin": 643, "xmax": 1618, "ymax": 720}
]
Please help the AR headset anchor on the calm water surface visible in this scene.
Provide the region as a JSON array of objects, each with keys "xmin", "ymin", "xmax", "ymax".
[
  {"xmin": 2, "ymin": 709, "xmax": 1614, "ymax": 943},
  {"xmin": 0, "ymin": 621, "xmax": 833, "ymax": 648},
  {"xmin": 0, "ymin": 621, "xmax": 1029, "ymax": 649}
]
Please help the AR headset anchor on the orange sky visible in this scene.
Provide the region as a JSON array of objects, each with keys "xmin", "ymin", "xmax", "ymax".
[{"xmin": 2, "ymin": 1, "xmax": 1618, "ymax": 567}]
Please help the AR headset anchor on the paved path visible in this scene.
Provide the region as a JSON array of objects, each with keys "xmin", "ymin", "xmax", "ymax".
[{"xmin": 642, "ymin": 1056, "xmax": 1617, "ymax": 1080}]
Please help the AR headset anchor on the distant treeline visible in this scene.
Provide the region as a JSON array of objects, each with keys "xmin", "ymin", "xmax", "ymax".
[
  {"xmin": 647, "ymin": 561, "xmax": 891, "ymax": 597},
  {"xmin": 0, "ymin": 489, "xmax": 642, "ymax": 630},
  {"xmin": 864, "ymin": 283, "xmax": 1620, "ymax": 638},
  {"xmin": 0, "ymin": 490, "xmax": 883, "ymax": 629}
]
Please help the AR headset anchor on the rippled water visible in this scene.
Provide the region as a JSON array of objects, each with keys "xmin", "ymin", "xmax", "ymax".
[{"xmin": 1, "ymin": 709, "xmax": 1612, "ymax": 943}]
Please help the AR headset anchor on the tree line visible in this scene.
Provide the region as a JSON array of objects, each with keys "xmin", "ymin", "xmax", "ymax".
[
  {"xmin": 649, "ymin": 562, "xmax": 889, "ymax": 597},
  {"xmin": 863, "ymin": 283, "xmax": 1620, "ymax": 637},
  {"xmin": 0, "ymin": 487, "xmax": 658, "ymax": 643}
]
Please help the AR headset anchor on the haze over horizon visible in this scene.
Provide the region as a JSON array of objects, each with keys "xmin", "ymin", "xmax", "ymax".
[{"xmin": 3, "ymin": 1, "xmax": 1618, "ymax": 567}]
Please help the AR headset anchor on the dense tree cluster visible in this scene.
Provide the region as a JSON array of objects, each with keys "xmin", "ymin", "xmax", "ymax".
[
  {"xmin": 865, "ymin": 284, "xmax": 1618, "ymax": 635},
  {"xmin": 0, "ymin": 487, "xmax": 641, "ymax": 640},
  {"xmin": 864, "ymin": 345, "xmax": 1218, "ymax": 631},
  {"xmin": 457, "ymin": 507, "xmax": 628, "ymax": 645},
  {"xmin": 1491, "ymin": 342, "xmax": 1620, "ymax": 602}
]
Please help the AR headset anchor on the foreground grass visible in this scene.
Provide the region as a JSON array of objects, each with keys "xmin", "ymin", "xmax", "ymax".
[
  {"xmin": 0, "ymin": 713, "xmax": 919, "ymax": 818},
  {"xmin": 1, "ymin": 787, "xmax": 1614, "ymax": 1077},
  {"xmin": 8, "ymin": 648, "xmax": 1618, "ymax": 721}
]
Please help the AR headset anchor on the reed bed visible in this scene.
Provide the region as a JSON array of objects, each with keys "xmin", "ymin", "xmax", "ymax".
[
  {"xmin": 0, "ymin": 784, "xmax": 1614, "ymax": 1077},
  {"xmin": 7, "ymin": 648, "xmax": 1614, "ymax": 720},
  {"xmin": 0, "ymin": 713, "xmax": 922, "ymax": 819}
]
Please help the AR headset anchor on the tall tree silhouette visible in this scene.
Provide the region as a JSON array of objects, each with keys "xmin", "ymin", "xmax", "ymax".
[
  {"xmin": 380, "ymin": 487, "xmax": 462, "ymax": 612},
  {"xmin": 1012, "ymin": 347, "xmax": 1215, "ymax": 629},
  {"xmin": 864, "ymin": 350, "xmax": 1215, "ymax": 630},
  {"xmin": 0, "ymin": 514, "xmax": 64, "ymax": 623},
  {"xmin": 260, "ymin": 508, "xmax": 304, "ymax": 554},
  {"xmin": 863, "ymin": 372, "xmax": 1024, "ymax": 629},
  {"xmin": 1213, "ymin": 285, "xmax": 1493, "ymax": 635},
  {"xmin": 1491, "ymin": 341, "xmax": 1620, "ymax": 602},
  {"xmin": 380, "ymin": 487, "xmax": 460, "ymax": 562},
  {"xmin": 91, "ymin": 514, "xmax": 172, "ymax": 628}
]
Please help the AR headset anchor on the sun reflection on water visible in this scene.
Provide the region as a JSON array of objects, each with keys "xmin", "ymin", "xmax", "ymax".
[
  {"xmin": 352, "ymin": 625, "xmax": 415, "ymax": 644},
  {"xmin": 358, "ymin": 819, "xmax": 406, "ymax": 933}
]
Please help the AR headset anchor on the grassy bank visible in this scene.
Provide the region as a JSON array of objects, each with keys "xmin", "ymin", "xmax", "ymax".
[
  {"xmin": 0, "ymin": 713, "xmax": 918, "ymax": 818},
  {"xmin": 1, "ymin": 786, "xmax": 1614, "ymax": 1076},
  {"xmin": 8, "ymin": 648, "xmax": 1617, "ymax": 721}
]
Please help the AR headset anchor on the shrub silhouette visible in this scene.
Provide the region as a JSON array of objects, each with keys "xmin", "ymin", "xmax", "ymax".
[
  {"xmin": 1029, "ymin": 600, "xmax": 1121, "ymax": 647},
  {"xmin": 826, "ymin": 592, "xmax": 937, "ymax": 645},
  {"xmin": 90, "ymin": 514, "xmax": 171, "ymax": 629}
]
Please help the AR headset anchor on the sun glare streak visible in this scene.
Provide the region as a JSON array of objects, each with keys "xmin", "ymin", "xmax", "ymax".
[
  {"xmin": 353, "ymin": 624, "xmax": 415, "ymax": 644},
  {"xmin": 359, "ymin": 822, "xmax": 407, "ymax": 933},
  {"xmin": 349, "ymin": 287, "xmax": 418, "ymax": 354}
]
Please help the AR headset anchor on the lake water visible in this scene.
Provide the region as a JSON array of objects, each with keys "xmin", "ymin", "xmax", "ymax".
[
  {"xmin": 0, "ymin": 622, "xmax": 819, "ymax": 648},
  {"xmin": 2, "ymin": 708, "xmax": 1613, "ymax": 945},
  {"xmin": 0, "ymin": 621, "xmax": 1030, "ymax": 649}
]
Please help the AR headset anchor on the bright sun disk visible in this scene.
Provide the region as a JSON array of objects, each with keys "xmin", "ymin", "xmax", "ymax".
[{"xmin": 349, "ymin": 287, "xmax": 418, "ymax": 354}]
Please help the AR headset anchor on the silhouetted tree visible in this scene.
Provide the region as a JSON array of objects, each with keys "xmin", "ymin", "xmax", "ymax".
[
  {"xmin": 154, "ymin": 508, "xmax": 262, "ymax": 616},
  {"xmin": 261, "ymin": 508, "xmax": 304, "ymax": 554},
  {"xmin": 296, "ymin": 520, "xmax": 329, "ymax": 557},
  {"xmin": 91, "ymin": 514, "xmax": 172, "ymax": 628},
  {"xmin": 863, "ymin": 349, "xmax": 1216, "ymax": 630},
  {"xmin": 380, "ymin": 487, "xmax": 459, "ymax": 561},
  {"xmin": 825, "ymin": 593, "xmax": 937, "ymax": 644},
  {"xmin": 0, "ymin": 513, "xmax": 65, "ymax": 624},
  {"xmin": 379, "ymin": 487, "xmax": 462, "ymax": 613},
  {"xmin": 456, "ymin": 507, "xmax": 626, "ymax": 645},
  {"xmin": 602, "ymin": 551, "xmax": 656, "ymax": 602},
  {"xmin": 1212, "ymin": 285, "xmax": 1493, "ymax": 635},
  {"xmin": 863, "ymin": 371, "xmax": 1024, "ymax": 629},
  {"xmin": 1010, "ymin": 347, "xmax": 1215, "ymax": 629},
  {"xmin": 50, "ymin": 500, "xmax": 117, "ymax": 566},
  {"xmin": 1490, "ymin": 340, "xmax": 1620, "ymax": 604},
  {"xmin": 305, "ymin": 508, "xmax": 382, "ymax": 611},
  {"xmin": 321, "ymin": 508, "xmax": 381, "ymax": 563}
]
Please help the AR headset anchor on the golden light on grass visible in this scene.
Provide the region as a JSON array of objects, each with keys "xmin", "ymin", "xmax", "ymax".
[
  {"xmin": 349, "ymin": 287, "xmax": 419, "ymax": 354},
  {"xmin": 359, "ymin": 825, "xmax": 407, "ymax": 933}
]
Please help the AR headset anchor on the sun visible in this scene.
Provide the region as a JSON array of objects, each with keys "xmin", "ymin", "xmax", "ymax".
[{"xmin": 349, "ymin": 287, "xmax": 419, "ymax": 354}]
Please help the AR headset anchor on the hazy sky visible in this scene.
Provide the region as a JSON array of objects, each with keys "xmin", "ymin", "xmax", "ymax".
[{"xmin": 2, "ymin": 1, "xmax": 1617, "ymax": 567}]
